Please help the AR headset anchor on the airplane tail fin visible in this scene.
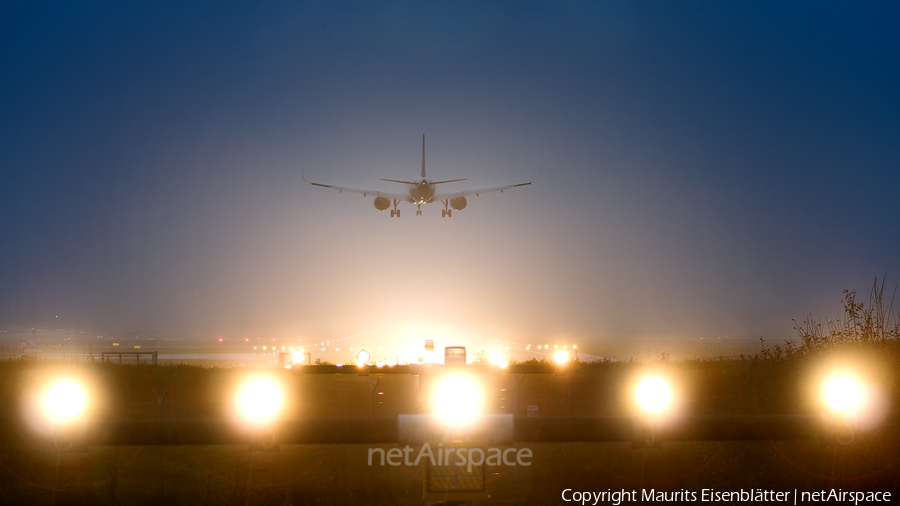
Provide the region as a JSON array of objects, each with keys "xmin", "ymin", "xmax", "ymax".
[{"xmin": 421, "ymin": 134, "xmax": 426, "ymax": 178}]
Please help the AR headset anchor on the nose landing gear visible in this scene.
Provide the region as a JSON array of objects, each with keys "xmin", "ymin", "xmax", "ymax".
[{"xmin": 416, "ymin": 204, "xmax": 422, "ymax": 216}]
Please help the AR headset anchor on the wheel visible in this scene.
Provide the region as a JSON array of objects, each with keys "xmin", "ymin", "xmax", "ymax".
[
  {"xmin": 396, "ymin": 210, "xmax": 400, "ymax": 217},
  {"xmin": 448, "ymin": 209, "xmax": 452, "ymax": 217},
  {"xmin": 441, "ymin": 210, "xmax": 446, "ymax": 217},
  {"xmin": 390, "ymin": 210, "xmax": 395, "ymax": 217}
]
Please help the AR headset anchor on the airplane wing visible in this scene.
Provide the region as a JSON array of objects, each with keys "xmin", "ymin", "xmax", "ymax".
[
  {"xmin": 303, "ymin": 173, "xmax": 408, "ymax": 201},
  {"xmin": 433, "ymin": 180, "xmax": 535, "ymax": 200}
]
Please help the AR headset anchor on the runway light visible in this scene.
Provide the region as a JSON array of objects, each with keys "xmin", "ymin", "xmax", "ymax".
[
  {"xmin": 45, "ymin": 381, "xmax": 85, "ymax": 421},
  {"xmin": 824, "ymin": 376, "xmax": 862, "ymax": 412},
  {"xmin": 237, "ymin": 379, "xmax": 281, "ymax": 424},
  {"xmin": 433, "ymin": 375, "xmax": 483, "ymax": 425},
  {"xmin": 357, "ymin": 350, "xmax": 370, "ymax": 364},
  {"xmin": 554, "ymin": 350, "xmax": 569, "ymax": 365},
  {"xmin": 636, "ymin": 377, "xmax": 670, "ymax": 412}
]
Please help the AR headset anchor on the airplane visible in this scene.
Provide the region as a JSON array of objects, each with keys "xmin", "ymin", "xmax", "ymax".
[{"xmin": 303, "ymin": 135, "xmax": 535, "ymax": 217}]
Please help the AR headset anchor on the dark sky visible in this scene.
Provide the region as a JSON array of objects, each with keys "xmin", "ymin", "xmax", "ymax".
[{"xmin": 1, "ymin": 1, "xmax": 898, "ymax": 343}]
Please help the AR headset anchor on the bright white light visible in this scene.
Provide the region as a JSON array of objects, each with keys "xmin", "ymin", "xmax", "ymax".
[
  {"xmin": 237, "ymin": 379, "xmax": 281, "ymax": 423},
  {"xmin": 45, "ymin": 381, "xmax": 85, "ymax": 421},
  {"xmin": 357, "ymin": 350, "xmax": 370, "ymax": 363},
  {"xmin": 824, "ymin": 376, "xmax": 862, "ymax": 412},
  {"xmin": 554, "ymin": 351, "xmax": 569, "ymax": 365},
  {"xmin": 433, "ymin": 375, "xmax": 483, "ymax": 425},
  {"xmin": 488, "ymin": 349, "xmax": 502, "ymax": 364},
  {"xmin": 291, "ymin": 351, "xmax": 304, "ymax": 363},
  {"xmin": 498, "ymin": 361, "xmax": 508, "ymax": 369},
  {"xmin": 636, "ymin": 377, "xmax": 670, "ymax": 412}
]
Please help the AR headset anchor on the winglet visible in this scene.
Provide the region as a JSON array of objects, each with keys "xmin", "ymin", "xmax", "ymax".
[{"xmin": 421, "ymin": 134, "xmax": 426, "ymax": 178}]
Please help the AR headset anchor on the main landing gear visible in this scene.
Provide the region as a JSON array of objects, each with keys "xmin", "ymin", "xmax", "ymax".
[
  {"xmin": 389, "ymin": 200, "xmax": 401, "ymax": 218},
  {"xmin": 441, "ymin": 200, "xmax": 452, "ymax": 218}
]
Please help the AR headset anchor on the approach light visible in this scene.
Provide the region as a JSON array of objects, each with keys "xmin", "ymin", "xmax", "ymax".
[
  {"xmin": 291, "ymin": 351, "xmax": 304, "ymax": 364},
  {"xmin": 433, "ymin": 375, "xmax": 483, "ymax": 425},
  {"xmin": 488, "ymin": 349, "xmax": 502, "ymax": 364},
  {"xmin": 824, "ymin": 376, "xmax": 862, "ymax": 412},
  {"xmin": 636, "ymin": 377, "xmax": 670, "ymax": 412},
  {"xmin": 357, "ymin": 349, "xmax": 370, "ymax": 364},
  {"xmin": 554, "ymin": 350, "xmax": 569, "ymax": 365},
  {"xmin": 237, "ymin": 379, "xmax": 282, "ymax": 423},
  {"xmin": 45, "ymin": 381, "xmax": 85, "ymax": 422}
]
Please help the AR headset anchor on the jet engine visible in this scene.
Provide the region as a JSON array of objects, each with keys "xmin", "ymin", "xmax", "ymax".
[
  {"xmin": 374, "ymin": 197, "xmax": 391, "ymax": 211},
  {"xmin": 450, "ymin": 197, "xmax": 467, "ymax": 211}
]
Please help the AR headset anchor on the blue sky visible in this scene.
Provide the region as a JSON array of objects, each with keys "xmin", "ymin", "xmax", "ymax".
[{"xmin": 1, "ymin": 1, "xmax": 898, "ymax": 344}]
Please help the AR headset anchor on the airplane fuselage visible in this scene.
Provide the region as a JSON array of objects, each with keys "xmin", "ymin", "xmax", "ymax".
[{"xmin": 408, "ymin": 178, "xmax": 436, "ymax": 204}]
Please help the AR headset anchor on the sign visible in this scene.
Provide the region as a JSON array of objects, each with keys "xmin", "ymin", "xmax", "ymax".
[
  {"xmin": 134, "ymin": 345, "xmax": 141, "ymax": 349},
  {"xmin": 527, "ymin": 405, "xmax": 539, "ymax": 418},
  {"xmin": 112, "ymin": 343, "xmax": 119, "ymax": 346}
]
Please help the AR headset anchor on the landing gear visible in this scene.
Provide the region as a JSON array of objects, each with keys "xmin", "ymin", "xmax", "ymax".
[
  {"xmin": 441, "ymin": 200, "xmax": 452, "ymax": 218},
  {"xmin": 390, "ymin": 200, "xmax": 401, "ymax": 218},
  {"xmin": 416, "ymin": 204, "xmax": 422, "ymax": 216}
]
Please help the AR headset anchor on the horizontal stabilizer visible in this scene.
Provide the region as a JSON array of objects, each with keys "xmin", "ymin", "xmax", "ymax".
[{"xmin": 381, "ymin": 179, "xmax": 418, "ymax": 185}]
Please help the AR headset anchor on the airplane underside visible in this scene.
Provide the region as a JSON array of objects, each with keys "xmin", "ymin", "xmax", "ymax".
[{"xmin": 382, "ymin": 197, "xmax": 466, "ymax": 218}]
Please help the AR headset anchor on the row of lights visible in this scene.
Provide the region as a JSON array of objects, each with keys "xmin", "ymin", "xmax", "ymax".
[{"xmin": 40, "ymin": 373, "xmax": 865, "ymax": 428}]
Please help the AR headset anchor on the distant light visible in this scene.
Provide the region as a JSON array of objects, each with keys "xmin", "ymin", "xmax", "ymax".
[
  {"xmin": 573, "ymin": 345, "xmax": 577, "ymax": 349},
  {"xmin": 376, "ymin": 361, "xmax": 385, "ymax": 368},
  {"xmin": 824, "ymin": 376, "xmax": 862, "ymax": 412},
  {"xmin": 336, "ymin": 363, "xmax": 342, "ymax": 367},
  {"xmin": 291, "ymin": 351, "xmax": 304, "ymax": 363},
  {"xmin": 218, "ymin": 339, "xmax": 223, "ymax": 342},
  {"xmin": 636, "ymin": 377, "xmax": 670, "ymax": 412},
  {"xmin": 45, "ymin": 381, "xmax": 85, "ymax": 421},
  {"xmin": 554, "ymin": 351, "xmax": 569, "ymax": 365},
  {"xmin": 498, "ymin": 361, "xmax": 508, "ymax": 369},
  {"xmin": 488, "ymin": 349, "xmax": 502, "ymax": 364},
  {"xmin": 237, "ymin": 379, "xmax": 281, "ymax": 423},
  {"xmin": 357, "ymin": 350, "xmax": 370, "ymax": 363}
]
